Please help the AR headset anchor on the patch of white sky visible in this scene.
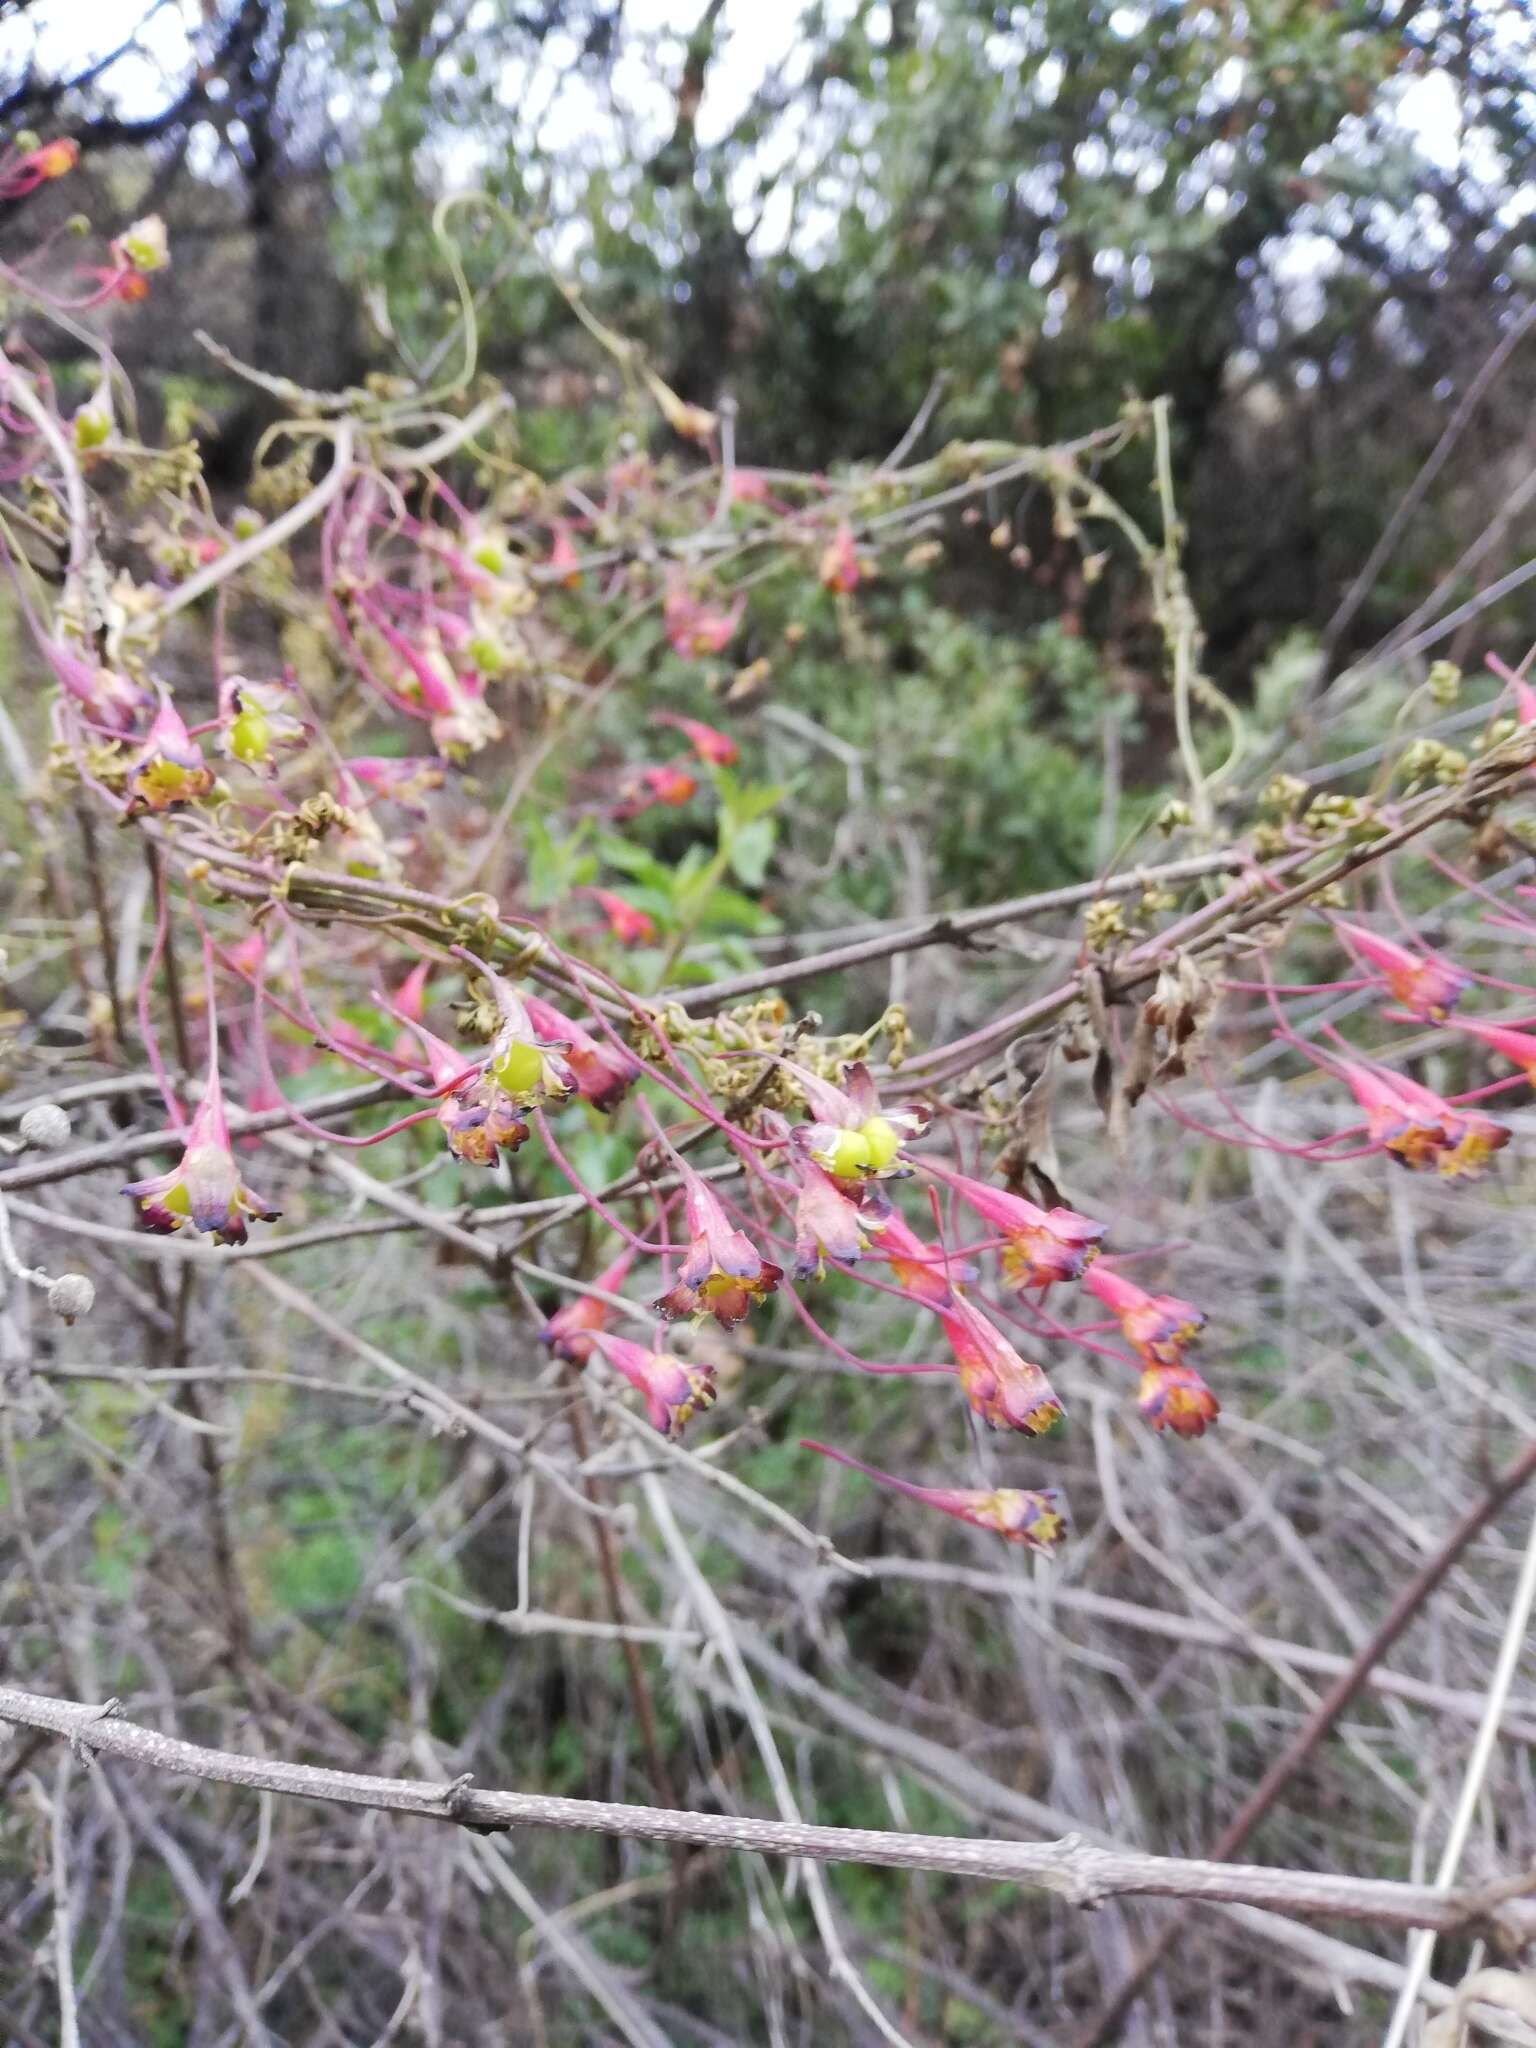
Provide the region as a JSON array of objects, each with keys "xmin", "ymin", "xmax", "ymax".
[{"xmin": 5, "ymin": 0, "xmax": 1521, "ymax": 288}]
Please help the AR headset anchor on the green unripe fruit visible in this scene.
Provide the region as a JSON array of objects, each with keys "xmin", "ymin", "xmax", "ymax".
[
  {"xmin": 824, "ymin": 1128, "xmax": 873, "ymax": 1178},
  {"xmin": 859, "ymin": 1116, "xmax": 902, "ymax": 1171},
  {"xmin": 230, "ymin": 706, "xmax": 271, "ymax": 764},
  {"xmin": 492, "ymin": 1039, "xmax": 544, "ymax": 1096}
]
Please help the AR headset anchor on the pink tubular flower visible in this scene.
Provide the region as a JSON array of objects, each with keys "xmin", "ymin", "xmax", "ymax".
[
  {"xmin": 123, "ymin": 1054, "xmax": 278, "ymax": 1247},
  {"xmin": 1454, "ymin": 1017, "xmax": 1536, "ymax": 1085},
  {"xmin": 539, "ymin": 1249, "xmax": 637, "ymax": 1364},
  {"xmin": 44, "ymin": 638, "xmax": 148, "ymax": 732},
  {"xmin": 662, "ymin": 583, "xmax": 745, "ymax": 661},
  {"xmin": 124, "ymin": 691, "xmax": 214, "ymax": 814},
  {"xmin": 522, "ymin": 994, "xmax": 638, "ymax": 1113},
  {"xmin": 938, "ymin": 1297, "xmax": 1064, "ymax": 1436},
  {"xmin": 547, "ymin": 522, "xmax": 583, "ymax": 587},
  {"xmin": 653, "ymin": 1165, "xmax": 783, "ymax": 1327},
  {"xmin": 872, "ymin": 1212, "xmax": 960, "ymax": 1307},
  {"xmin": 819, "ymin": 522, "xmax": 861, "ymax": 594},
  {"xmin": 931, "ymin": 1166, "xmax": 1103, "ymax": 1288},
  {"xmin": 792, "ymin": 1160, "xmax": 874, "ymax": 1279},
  {"xmin": 1083, "ymin": 1264, "xmax": 1206, "ymax": 1367},
  {"xmin": 1333, "ymin": 919, "xmax": 1469, "ymax": 1021},
  {"xmin": 344, "ymin": 756, "xmax": 445, "ymax": 812},
  {"xmin": 1337, "ymin": 1058, "xmax": 1509, "ymax": 1179},
  {"xmin": 391, "ymin": 959, "xmax": 432, "ymax": 1025},
  {"xmin": 1138, "ymin": 1361, "xmax": 1220, "ymax": 1439},
  {"xmin": 586, "ymin": 888, "xmax": 657, "ymax": 947},
  {"xmin": 729, "ymin": 469, "xmax": 770, "ymax": 506},
  {"xmin": 655, "ymin": 710, "xmax": 740, "ymax": 767},
  {"xmin": 803, "ymin": 1439, "xmax": 1066, "ymax": 1549},
  {"xmin": 793, "ymin": 1060, "xmax": 930, "ymax": 1183},
  {"xmin": 586, "ymin": 1329, "xmax": 716, "ymax": 1436}
]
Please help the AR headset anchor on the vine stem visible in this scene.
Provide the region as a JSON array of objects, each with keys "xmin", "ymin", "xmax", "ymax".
[{"xmin": 2, "ymin": 1680, "xmax": 1535, "ymax": 1940}]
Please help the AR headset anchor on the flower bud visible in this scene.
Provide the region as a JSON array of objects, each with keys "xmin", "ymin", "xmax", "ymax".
[
  {"xmin": 47, "ymin": 1273, "xmax": 95, "ymax": 1323},
  {"xmin": 18, "ymin": 1103, "xmax": 70, "ymax": 1151}
]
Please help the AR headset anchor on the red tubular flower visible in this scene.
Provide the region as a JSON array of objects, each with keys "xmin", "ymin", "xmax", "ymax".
[
  {"xmin": 1083, "ymin": 1264, "xmax": 1206, "ymax": 1367},
  {"xmin": 1454, "ymin": 1017, "xmax": 1536, "ymax": 1085},
  {"xmin": 618, "ymin": 761, "xmax": 699, "ymax": 813},
  {"xmin": 522, "ymin": 994, "xmax": 638, "ymax": 1112},
  {"xmin": 586, "ymin": 888, "xmax": 657, "ymax": 946},
  {"xmin": 793, "ymin": 1060, "xmax": 930, "ymax": 1183},
  {"xmin": 124, "ymin": 691, "xmax": 214, "ymax": 814},
  {"xmin": 1138, "ymin": 1361, "xmax": 1220, "ymax": 1438},
  {"xmin": 872, "ymin": 1212, "xmax": 960, "ymax": 1307},
  {"xmin": 123, "ymin": 1054, "xmax": 278, "ymax": 1246},
  {"xmin": 586, "ymin": 1329, "xmax": 716, "ymax": 1436},
  {"xmin": 938, "ymin": 1297, "xmax": 1064, "ymax": 1436},
  {"xmin": 1338, "ymin": 1058, "xmax": 1509, "ymax": 1179},
  {"xmin": 801, "ymin": 1440, "xmax": 1067, "ymax": 1550},
  {"xmin": 662, "ymin": 584, "xmax": 745, "ymax": 660},
  {"xmin": 539, "ymin": 1249, "xmax": 637, "ymax": 1363},
  {"xmin": 930, "ymin": 1166, "xmax": 1103, "ymax": 1287},
  {"xmin": 655, "ymin": 710, "xmax": 740, "ymax": 766},
  {"xmin": 548, "ymin": 522, "xmax": 583, "ymax": 587},
  {"xmin": 653, "ymin": 1166, "xmax": 783, "ymax": 1327},
  {"xmin": 1333, "ymin": 920, "xmax": 1469, "ymax": 1021},
  {"xmin": 2, "ymin": 136, "xmax": 79, "ymax": 196},
  {"xmin": 819, "ymin": 522, "xmax": 861, "ymax": 593},
  {"xmin": 792, "ymin": 1160, "xmax": 874, "ymax": 1279},
  {"xmin": 391, "ymin": 959, "xmax": 431, "ymax": 1025}
]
